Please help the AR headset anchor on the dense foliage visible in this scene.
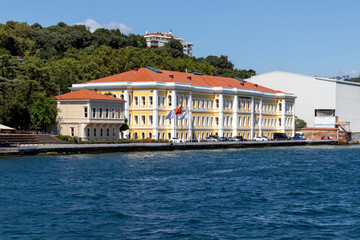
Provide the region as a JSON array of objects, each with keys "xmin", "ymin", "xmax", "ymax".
[
  {"xmin": 0, "ymin": 20, "xmax": 256, "ymax": 131},
  {"xmin": 295, "ymin": 116, "xmax": 307, "ymax": 130}
]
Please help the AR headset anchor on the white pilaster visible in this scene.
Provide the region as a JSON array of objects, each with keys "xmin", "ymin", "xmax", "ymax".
[
  {"xmin": 171, "ymin": 90, "xmax": 177, "ymax": 138},
  {"xmin": 124, "ymin": 90, "xmax": 130, "ymax": 119},
  {"xmin": 153, "ymin": 90, "xmax": 159, "ymax": 140},
  {"xmin": 259, "ymin": 97, "xmax": 263, "ymax": 137},
  {"xmin": 291, "ymin": 101, "xmax": 295, "ymax": 136},
  {"xmin": 188, "ymin": 91, "xmax": 192, "ymax": 141},
  {"xmin": 281, "ymin": 99, "xmax": 286, "ymax": 133},
  {"xmin": 232, "ymin": 95, "xmax": 238, "ymax": 137},
  {"xmin": 250, "ymin": 97, "xmax": 254, "ymax": 139},
  {"xmin": 219, "ymin": 94, "xmax": 224, "ymax": 137}
]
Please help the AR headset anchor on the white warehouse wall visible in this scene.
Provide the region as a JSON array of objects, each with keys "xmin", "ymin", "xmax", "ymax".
[
  {"xmin": 246, "ymin": 71, "xmax": 360, "ymax": 133},
  {"xmin": 336, "ymin": 81, "xmax": 360, "ymax": 133},
  {"xmin": 246, "ymin": 71, "xmax": 317, "ymax": 127}
]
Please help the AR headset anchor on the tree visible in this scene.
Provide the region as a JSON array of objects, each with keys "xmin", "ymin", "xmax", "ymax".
[
  {"xmin": 120, "ymin": 118, "xmax": 129, "ymax": 137},
  {"xmin": 295, "ymin": 116, "xmax": 307, "ymax": 130},
  {"xmin": 30, "ymin": 92, "xmax": 57, "ymax": 131},
  {"xmin": 164, "ymin": 38, "xmax": 184, "ymax": 58}
]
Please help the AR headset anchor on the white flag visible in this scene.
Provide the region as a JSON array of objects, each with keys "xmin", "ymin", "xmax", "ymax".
[
  {"xmin": 179, "ymin": 111, "xmax": 188, "ymax": 120},
  {"xmin": 165, "ymin": 110, "xmax": 175, "ymax": 119}
]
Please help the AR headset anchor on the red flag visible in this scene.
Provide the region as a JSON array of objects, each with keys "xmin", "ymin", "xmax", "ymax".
[{"xmin": 175, "ymin": 105, "xmax": 182, "ymax": 115}]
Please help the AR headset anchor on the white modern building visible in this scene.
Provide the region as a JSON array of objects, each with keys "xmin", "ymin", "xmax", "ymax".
[
  {"xmin": 246, "ymin": 71, "xmax": 360, "ymax": 137},
  {"xmin": 143, "ymin": 30, "xmax": 193, "ymax": 56}
]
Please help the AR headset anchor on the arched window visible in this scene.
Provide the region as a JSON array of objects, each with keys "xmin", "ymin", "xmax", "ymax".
[
  {"xmin": 134, "ymin": 132, "xmax": 138, "ymax": 139},
  {"xmin": 168, "ymin": 132, "xmax": 171, "ymax": 140},
  {"xmin": 149, "ymin": 132, "xmax": 152, "ymax": 139},
  {"xmin": 112, "ymin": 94, "xmax": 117, "ymax": 98},
  {"xmin": 120, "ymin": 94, "xmax": 124, "ymax": 100},
  {"xmin": 141, "ymin": 132, "xmax": 145, "ymax": 139}
]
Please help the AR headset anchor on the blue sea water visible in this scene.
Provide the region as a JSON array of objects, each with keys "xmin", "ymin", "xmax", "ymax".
[{"xmin": 1, "ymin": 145, "xmax": 360, "ymax": 239}]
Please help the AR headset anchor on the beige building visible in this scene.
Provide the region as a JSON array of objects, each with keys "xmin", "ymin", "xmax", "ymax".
[{"xmin": 55, "ymin": 89, "xmax": 126, "ymax": 140}]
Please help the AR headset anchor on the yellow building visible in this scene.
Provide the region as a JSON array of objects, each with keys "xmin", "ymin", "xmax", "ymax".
[{"xmin": 71, "ymin": 67, "xmax": 296, "ymax": 140}]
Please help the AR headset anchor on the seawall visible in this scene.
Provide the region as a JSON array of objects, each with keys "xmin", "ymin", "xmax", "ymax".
[{"xmin": 1, "ymin": 140, "xmax": 338, "ymax": 156}]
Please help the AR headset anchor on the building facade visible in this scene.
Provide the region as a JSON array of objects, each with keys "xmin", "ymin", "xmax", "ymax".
[
  {"xmin": 70, "ymin": 67, "xmax": 296, "ymax": 141},
  {"xmin": 143, "ymin": 30, "xmax": 193, "ymax": 56},
  {"xmin": 55, "ymin": 89, "xmax": 125, "ymax": 140},
  {"xmin": 246, "ymin": 71, "xmax": 360, "ymax": 136}
]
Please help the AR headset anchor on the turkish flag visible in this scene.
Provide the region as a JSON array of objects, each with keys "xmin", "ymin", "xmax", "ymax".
[{"xmin": 175, "ymin": 105, "xmax": 182, "ymax": 115}]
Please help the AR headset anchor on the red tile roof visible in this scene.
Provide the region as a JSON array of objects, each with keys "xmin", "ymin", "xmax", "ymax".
[
  {"xmin": 54, "ymin": 89, "xmax": 124, "ymax": 101},
  {"xmin": 84, "ymin": 68, "xmax": 283, "ymax": 93}
]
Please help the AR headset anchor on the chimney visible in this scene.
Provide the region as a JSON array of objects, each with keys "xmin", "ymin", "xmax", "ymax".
[
  {"xmin": 240, "ymin": 82, "xmax": 245, "ymax": 86},
  {"xmin": 169, "ymin": 74, "xmax": 174, "ymax": 79},
  {"xmin": 254, "ymin": 84, "xmax": 258, "ymax": 88},
  {"xmin": 133, "ymin": 68, "xmax": 138, "ymax": 72},
  {"xmin": 187, "ymin": 76, "xmax": 192, "ymax": 81}
]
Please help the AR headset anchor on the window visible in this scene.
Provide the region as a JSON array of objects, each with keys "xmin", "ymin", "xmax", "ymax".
[
  {"xmin": 215, "ymin": 99, "xmax": 219, "ymax": 108},
  {"xmin": 106, "ymin": 128, "xmax": 110, "ymax": 137},
  {"xmin": 112, "ymin": 94, "xmax": 117, "ymax": 98},
  {"xmin": 105, "ymin": 108, "xmax": 109, "ymax": 118},
  {"xmin": 141, "ymin": 96, "xmax": 146, "ymax": 106},
  {"xmin": 315, "ymin": 109, "xmax": 335, "ymax": 117},
  {"xmin": 99, "ymin": 108, "xmax": 103, "ymax": 118},
  {"xmin": 112, "ymin": 108, "xmax": 115, "ymax": 118},
  {"xmin": 113, "ymin": 128, "xmax": 115, "ymax": 137},
  {"xmin": 100, "ymin": 128, "xmax": 103, "ymax": 137},
  {"xmin": 134, "ymin": 115, "xmax": 139, "ymax": 125},
  {"xmin": 120, "ymin": 94, "xmax": 124, "ymax": 100},
  {"xmin": 149, "ymin": 96, "xmax": 153, "ymax": 106},
  {"xmin": 84, "ymin": 107, "xmax": 88, "ymax": 118},
  {"xmin": 278, "ymin": 118, "xmax": 282, "ymax": 127},
  {"xmin": 70, "ymin": 127, "xmax": 74, "ymax": 137},
  {"xmin": 134, "ymin": 96, "xmax": 139, "ymax": 106},
  {"xmin": 215, "ymin": 117, "xmax": 219, "ymax": 126},
  {"xmin": 128, "ymin": 113, "xmax": 131, "ymax": 125},
  {"xmin": 87, "ymin": 128, "xmax": 90, "ymax": 137},
  {"xmin": 278, "ymin": 103, "xmax": 282, "ymax": 112},
  {"xmin": 149, "ymin": 115, "xmax": 153, "ymax": 126},
  {"xmin": 92, "ymin": 108, "xmax": 96, "ymax": 118},
  {"xmin": 129, "ymin": 95, "xmax": 132, "ymax": 105},
  {"xmin": 94, "ymin": 128, "xmax": 97, "ymax": 137},
  {"xmin": 141, "ymin": 115, "xmax": 146, "ymax": 125},
  {"xmin": 168, "ymin": 95, "xmax": 172, "ymax": 106}
]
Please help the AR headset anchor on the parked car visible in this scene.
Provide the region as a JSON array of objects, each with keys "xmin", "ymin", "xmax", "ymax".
[
  {"xmin": 220, "ymin": 137, "xmax": 232, "ymax": 142},
  {"xmin": 292, "ymin": 131, "xmax": 306, "ymax": 140},
  {"xmin": 203, "ymin": 137, "xmax": 218, "ymax": 142},
  {"xmin": 292, "ymin": 135, "xmax": 306, "ymax": 140},
  {"xmin": 273, "ymin": 133, "xmax": 290, "ymax": 140},
  {"xmin": 321, "ymin": 136, "xmax": 333, "ymax": 140},
  {"xmin": 232, "ymin": 136, "xmax": 244, "ymax": 141},
  {"xmin": 170, "ymin": 137, "xmax": 184, "ymax": 143},
  {"xmin": 253, "ymin": 136, "xmax": 270, "ymax": 141}
]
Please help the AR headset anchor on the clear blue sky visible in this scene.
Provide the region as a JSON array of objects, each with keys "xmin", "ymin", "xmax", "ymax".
[{"xmin": 1, "ymin": 0, "xmax": 359, "ymax": 77}]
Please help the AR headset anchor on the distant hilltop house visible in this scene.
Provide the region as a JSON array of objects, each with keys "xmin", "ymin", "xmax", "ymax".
[
  {"xmin": 143, "ymin": 30, "xmax": 193, "ymax": 56},
  {"xmin": 70, "ymin": 67, "xmax": 296, "ymax": 141},
  {"xmin": 246, "ymin": 71, "xmax": 360, "ymax": 140},
  {"xmin": 54, "ymin": 89, "xmax": 126, "ymax": 140}
]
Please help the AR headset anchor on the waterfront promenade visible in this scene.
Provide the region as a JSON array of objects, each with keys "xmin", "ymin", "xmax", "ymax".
[{"xmin": 1, "ymin": 140, "xmax": 337, "ymax": 156}]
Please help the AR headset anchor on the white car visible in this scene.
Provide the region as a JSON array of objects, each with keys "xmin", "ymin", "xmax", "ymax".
[
  {"xmin": 253, "ymin": 136, "xmax": 270, "ymax": 141},
  {"xmin": 169, "ymin": 137, "xmax": 184, "ymax": 143}
]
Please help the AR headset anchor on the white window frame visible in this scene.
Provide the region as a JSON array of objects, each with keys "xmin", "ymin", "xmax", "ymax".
[
  {"xmin": 140, "ymin": 114, "xmax": 146, "ymax": 126},
  {"xmin": 141, "ymin": 95, "xmax": 146, "ymax": 107}
]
